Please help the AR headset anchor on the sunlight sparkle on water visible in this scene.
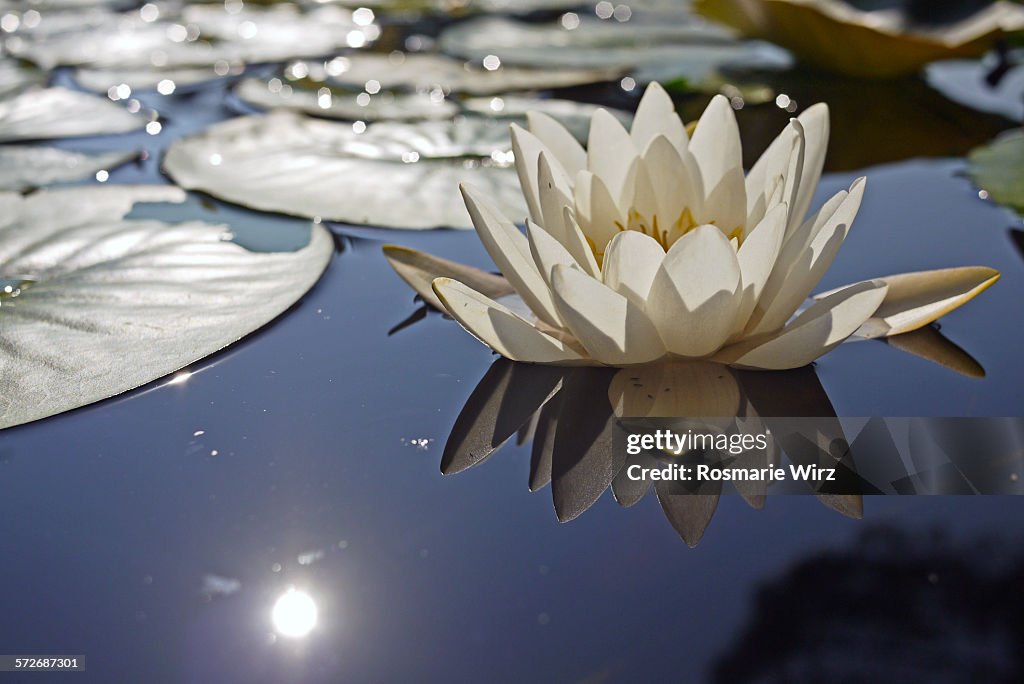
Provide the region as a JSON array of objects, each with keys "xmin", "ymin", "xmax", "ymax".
[{"xmin": 272, "ymin": 588, "xmax": 318, "ymax": 639}]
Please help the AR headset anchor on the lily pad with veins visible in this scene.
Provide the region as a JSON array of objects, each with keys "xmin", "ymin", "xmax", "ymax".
[
  {"xmin": 163, "ymin": 111, "xmax": 527, "ymax": 229},
  {"xmin": 0, "ymin": 186, "xmax": 333, "ymax": 430},
  {"xmin": 968, "ymin": 129, "xmax": 1024, "ymax": 214}
]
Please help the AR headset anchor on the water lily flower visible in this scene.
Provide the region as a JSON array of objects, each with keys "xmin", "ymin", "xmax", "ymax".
[
  {"xmin": 387, "ymin": 82, "xmax": 999, "ymax": 369},
  {"xmin": 694, "ymin": 0, "xmax": 1024, "ymax": 78}
]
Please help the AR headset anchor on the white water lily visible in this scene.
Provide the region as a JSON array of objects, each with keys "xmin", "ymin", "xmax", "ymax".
[{"xmin": 395, "ymin": 82, "xmax": 999, "ymax": 369}]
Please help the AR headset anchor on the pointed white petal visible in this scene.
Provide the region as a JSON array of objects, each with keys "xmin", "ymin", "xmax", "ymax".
[
  {"xmin": 527, "ymin": 110, "xmax": 587, "ymax": 176},
  {"xmin": 561, "ymin": 207, "xmax": 601, "ymax": 278},
  {"xmin": 647, "ymin": 225, "xmax": 742, "ymax": 357},
  {"xmin": 730, "ymin": 202, "xmax": 788, "ymax": 337},
  {"xmin": 688, "ymin": 93, "xmax": 745, "ymax": 229},
  {"xmin": 744, "ymin": 119, "xmax": 804, "ymax": 234},
  {"xmin": 537, "ymin": 151, "xmax": 573, "ymax": 242},
  {"xmin": 433, "ymin": 277, "xmax": 585, "ymax": 364},
  {"xmin": 724, "ymin": 279, "xmax": 887, "ymax": 370},
  {"xmin": 550, "ymin": 264, "xmax": 664, "ymax": 365},
  {"xmin": 700, "ymin": 165, "xmax": 747, "ymax": 238},
  {"xmin": 575, "ymin": 170, "xmax": 623, "ymax": 258},
  {"xmin": 383, "ymin": 244, "xmax": 513, "ymax": 311},
  {"xmin": 527, "ymin": 219, "xmax": 578, "ymax": 285},
  {"xmin": 747, "ymin": 178, "xmax": 865, "ymax": 336},
  {"xmin": 791, "ymin": 103, "xmax": 830, "ymax": 232},
  {"xmin": 630, "ymin": 82, "xmax": 688, "ymax": 154},
  {"xmin": 510, "ymin": 124, "xmax": 571, "ymax": 225},
  {"xmin": 461, "ymin": 183, "xmax": 564, "ymax": 328},
  {"xmin": 602, "ymin": 230, "xmax": 665, "ymax": 306},
  {"xmin": 820, "ymin": 267, "xmax": 1000, "ymax": 338},
  {"xmin": 642, "ymin": 135, "xmax": 701, "ymax": 230},
  {"xmin": 587, "ymin": 108, "xmax": 637, "ymax": 201}
]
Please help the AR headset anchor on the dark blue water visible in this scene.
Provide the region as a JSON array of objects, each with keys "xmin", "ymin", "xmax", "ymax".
[{"xmin": 2, "ymin": 65, "xmax": 1024, "ymax": 683}]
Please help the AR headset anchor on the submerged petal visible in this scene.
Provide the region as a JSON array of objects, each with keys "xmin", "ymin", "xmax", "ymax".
[
  {"xmin": 433, "ymin": 277, "xmax": 584, "ymax": 364},
  {"xmin": 724, "ymin": 279, "xmax": 888, "ymax": 370},
  {"xmin": 647, "ymin": 225, "xmax": 742, "ymax": 357},
  {"xmin": 550, "ymin": 265, "xmax": 665, "ymax": 365}
]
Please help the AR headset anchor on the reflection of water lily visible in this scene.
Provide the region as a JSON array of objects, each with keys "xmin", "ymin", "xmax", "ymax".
[
  {"xmin": 388, "ymin": 83, "xmax": 999, "ymax": 369},
  {"xmin": 442, "ymin": 359, "xmax": 860, "ymax": 547},
  {"xmin": 694, "ymin": 0, "xmax": 1024, "ymax": 78}
]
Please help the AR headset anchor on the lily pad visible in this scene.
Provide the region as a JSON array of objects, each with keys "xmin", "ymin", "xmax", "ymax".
[
  {"xmin": 967, "ymin": 129, "xmax": 1024, "ymax": 214},
  {"xmin": 318, "ymin": 53, "xmax": 623, "ymax": 96},
  {"xmin": 462, "ymin": 94, "xmax": 631, "ymax": 141},
  {"xmin": 234, "ymin": 77, "xmax": 458, "ymax": 121},
  {"xmin": 0, "ymin": 86, "xmax": 145, "ymax": 142},
  {"xmin": 74, "ymin": 65, "xmax": 235, "ymax": 94},
  {"xmin": 0, "ymin": 146, "xmax": 136, "ymax": 191},
  {"xmin": 163, "ymin": 111, "xmax": 527, "ymax": 229},
  {"xmin": 304, "ymin": 0, "xmax": 578, "ymax": 14},
  {"xmin": 9, "ymin": 4, "xmax": 368, "ymax": 71},
  {"xmin": 0, "ymin": 59, "xmax": 45, "ymax": 98},
  {"xmin": 438, "ymin": 15, "xmax": 790, "ymax": 84},
  {"xmin": 926, "ymin": 59, "xmax": 1024, "ymax": 122},
  {"xmin": 0, "ymin": 185, "xmax": 332, "ymax": 430}
]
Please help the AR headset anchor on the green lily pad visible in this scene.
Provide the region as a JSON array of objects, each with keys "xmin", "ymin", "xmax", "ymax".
[
  {"xmin": 967, "ymin": 129, "xmax": 1024, "ymax": 214},
  {"xmin": 0, "ymin": 146, "xmax": 137, "ymax": 191},
  {"xmin": 0, "ymin": 185, "xmax": 332, "ymax": 430},
  {"xmin": 163, "ymin": 111, "xmax": 526, "ymax": 229}
]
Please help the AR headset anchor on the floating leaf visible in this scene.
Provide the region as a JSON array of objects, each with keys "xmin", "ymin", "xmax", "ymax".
[
  {"xmin": 0, "ymin": 58, "xmax": 45, "ymax": 98},
  {"xmin": 74, "ymin": 65, "xmax": 233, "ymax": 94},
  {"xmin": 438, "ymin": 15, "xmax": 790, "ymax": 84},
  {"xmin": 0, "ymin": 86, "xmax": 144, "ymax": 142},
  {"xmin": 462, "ymin": 94, "xmax": 631, "ymax": 141},
  {"xmin": 10, "ymin": 4, "xmax": 368, "ymax": 71},
  {"xmin": 234, "ymin": 77, "xmax": 458, "ymax": 121},
  {"xmin": 308, "ymin": 0, "xmax": 581, "ymax": 14},
  {"xmin": 695, "ymin": 0, "xmax": 1024, "ymax": 78},
  {"xmin": 967, "ymin": 129, "xmax": 1024, "ymax": 213},
  {"xmin": 926, "ymin": 59, "xmax": 1024, "ymax": 122},
  {"xmin": 0, "ymin": 146, "xmax": 136, "ymax": 191},
  {"xmin": 0, "ymin": 186, "xmax": 332, "ymax": 430},
  {"xmin": 164, "ymin": 111, "xmax": 527, "ymax": 229},
  {"xmin": 318, "ymin": 53, "xmax": 623, "ymax": 96}
]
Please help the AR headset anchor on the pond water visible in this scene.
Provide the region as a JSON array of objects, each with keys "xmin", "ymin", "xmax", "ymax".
[{"xmin": 3, "ymin": 6, "xmax": 1024, "ymax": 683}]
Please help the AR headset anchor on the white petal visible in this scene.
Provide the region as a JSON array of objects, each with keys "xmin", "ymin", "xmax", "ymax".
[
  {"xmin": 537, "ymin": 151, "xmax": 573, "ymax": 242},
  {"xmin": 700, "ymin": 165, "xmax": 747, "ymax": 238},
  {"xmin": 646, "ymin": 224, "xmax": 741, "ymax": 357},
  {"xmin": 730, "ymin": 202, "xmax": 788, "ymax": 337},
  {"xmin": 821, "ymin": 266, "xmax": 1000, "ymax": 338},
  {"xmin": 747, "ymin": 178, "xmax": 865, "ymax": 336},
  {"xmin": 688, "ymin": 94, "xmax": 743, "ymax": 213},
  {"xmin": 630, "ymin": 82, "xmax": 688, "ymax": 154},
  {"xmin": 433, "ymin": 277, "xmax": 585, "ymax": 364},
  {"xmin": 575, "ymin": 170, "xmax": 623, "ymax": 258},
  {"xmin": 642, "ymin": 135, "xmax": 701, "ymax": 230},
  {"xmin": 724, "ymin": 279, "xmax": 888, "ymax": 370},
  {"xmin": 510, "ymin": 123, "xmax": 571, "ymax": 225},
  {"xmin": 527, "ymin": 110, "xmax": 587, "ymax": 176},
  {"xmin": 587, "ymin": 108, "xmax": 637, "ymax": 201},
  {"xmin": 791, "ymin": 103, "xmax": 830, "ymax": 232},
  {"xmin": 461, "ymin": 183, "xmax": 564, "ymax": 328},
  {"xmin": 527, "ymin": 219, "xmax": 578, "ymax": 285},
  {"xmin": 550, "ymin": 264, "xmax": 664, "ymax": 365},
  {"xmin": 383, "ymin": 244, "xmax": 513, "ymax": 311},
  {"xmin": 602, "ymin": 230, "xmax": 665, "ymax": 306},
  {"xmin": 561, "ymin": 207, "xmax": 601, "ymax": 278},
  {"xmin": 744, "ymin": 119, "xmax": 804, "ymax": 234}
]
